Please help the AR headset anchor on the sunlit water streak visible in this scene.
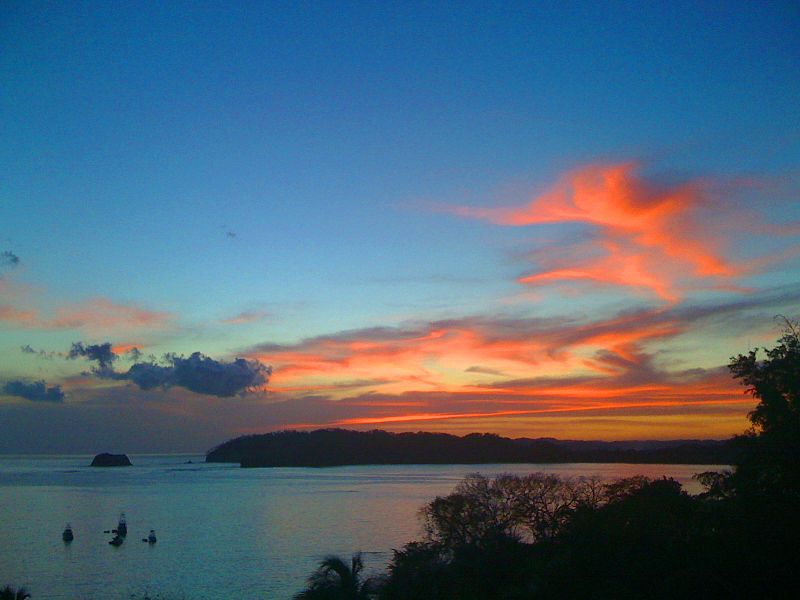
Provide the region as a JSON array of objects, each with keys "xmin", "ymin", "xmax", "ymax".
[{"xmin": 0, "ymin": 455, "xmax": 727, "ymax": 599}]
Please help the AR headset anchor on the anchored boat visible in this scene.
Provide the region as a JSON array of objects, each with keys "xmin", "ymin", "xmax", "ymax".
[{"xmin": 116, "ymin": 513, "xmax": 127, "ymax": 537}]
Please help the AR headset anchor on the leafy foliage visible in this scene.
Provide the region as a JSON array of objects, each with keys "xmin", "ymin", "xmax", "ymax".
[
  {"xmin": 730, "ymin": 318, "xmax": 800, "ymax": 436},
  {"xmin": 0, "ymin": 587, "xmax": 30, "ymax": 600},
  {"xmin": 385, "ymin": 473, "xmax": 706, "ymax": 600},
  {"xmin": 294, "ymin": 553, "xmax": 379, "ymax": 600},
  {"xmin": 726, "ymin": 319, "xmax": 800, "ymax": 499}
]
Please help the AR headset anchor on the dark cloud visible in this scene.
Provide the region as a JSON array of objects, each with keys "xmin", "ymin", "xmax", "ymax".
[
  {"xmin": 123, "ymin": 362, "xmax": 173, "ymax": 389},
  {"xmin": 126, "ymin": 347, "xmax": 143, "ymax": 362},
  {"xmin": 119, "ymin": 353, "xmax": 271, "ymax": 396},
  {"xmin": 166, "ymin": 353, "xmax": 270, "ymax": 396},
  {"xmin": 2, "ymin": 379, "xmax": 65, "ymax": 403},
  {"xmin": 466, "ymin": 366, "xmax": 506, "ymax": 376},
  {"xmin": 1, "ymin": 250, "xmax": 20, "ymax": 269},
  {"xmin": 1, "ymin": 250, "xmax": 20, "ymax": 278},
  {"xmin": 70, "ymin": 341, "xmax": 271, "ymax": 397},
  {"xmin": 20, "ymin": 344, "xmax": 59, "ymax": 359},
  {"xmin": 68, "ymin": 342, "xmax": 117, "ymax": 376}
]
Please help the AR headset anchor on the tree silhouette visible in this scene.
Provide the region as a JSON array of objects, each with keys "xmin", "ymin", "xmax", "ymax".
[
  {"xmin": 293, "ymin": 553, "xmax": 377, "ymax": 600},
  {"xmin": 0, "ymin": 587, "xmax": 31, "ymax": 600},
  {"xmin": 730, "ymin": 318, "xmax": 800, "ymax": 435},
  {"xmin": 728, "ymin": 318, "xmax": 800, "ymax": 498}
]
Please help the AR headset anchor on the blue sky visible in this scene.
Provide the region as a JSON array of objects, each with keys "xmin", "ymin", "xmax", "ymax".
[{"xmin": 1, "ymin": 1, "xmax": 799, "ymax": 451}]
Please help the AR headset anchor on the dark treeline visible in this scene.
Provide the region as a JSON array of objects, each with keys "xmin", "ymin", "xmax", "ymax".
[
  {"xmin": 294, "ymin": 323, "xmax": 800, "ymax": 599},
  {"xmin": 206, "ymin": 429, "xmax": 733, "ymax": 467}
]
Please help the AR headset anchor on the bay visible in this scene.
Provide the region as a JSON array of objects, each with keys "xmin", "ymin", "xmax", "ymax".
[{"xmin": 0, "ymin": 455, "xmax": 728, "ymax": 599}]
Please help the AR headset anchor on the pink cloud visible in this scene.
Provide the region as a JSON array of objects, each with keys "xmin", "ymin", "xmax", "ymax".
[
  {"xmin": 48, "ymin": 298, "xmax": 171, "ymax": 331},
  {"xmin": 451, "ymin": 163, "xmax": 746, "ymax": 301},
  {"xmin": 0, "ymin": 297, "xmax": 172, "ymax": 333},
  {"xmin": 220, "ymin": 310, "xmax": 269, "ymax": 325},
  {"xmin": 0, "ymin": 304, "xmax": 39, "ymax": 326}
]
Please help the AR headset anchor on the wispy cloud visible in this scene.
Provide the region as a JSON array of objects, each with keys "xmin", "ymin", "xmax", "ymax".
[
  {"xmin": 49, "ymin": 298, "xmax": 172, "ymax": 332},
  {"xmin": 465, "ymin": 365, "xmax": 506, "ymax": 376},
  {"xmin": 0, "ymin": 305, "xmax": 38, "ymax": 326},
  {"xmin": 0, "ymin": 297, "xmax": 173, "ymax": 333},
  {"xmin": 220, "ymin": 310, "xmax": 269, "ymax": 325},
  {"xmin": 20, "ymin": 344, "xmax": 60, "ymax": 360},
  {"xmin": 445, "ymin": 163, "xmax": 786, "ymax": 301}
]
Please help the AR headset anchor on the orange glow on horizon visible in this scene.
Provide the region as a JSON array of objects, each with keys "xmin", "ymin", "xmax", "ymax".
[
  {"xmin": 112, "ymin": 343, "xmax": 141, "ymax": 355},
  {"xmin": 279, "ymin": 397, "xmax": 753, "ymax": 429}
]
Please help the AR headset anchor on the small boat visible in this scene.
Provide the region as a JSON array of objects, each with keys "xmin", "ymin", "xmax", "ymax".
[
  {"xmin": 109, "ymin": 533, "xmax": 124, "ymax": 547},
  {"xmin": 116, "ymin": 513, "xmax": 127, "ymax": 537},
  {"xmin": 145, "ymin": 529, "xmax": 156, "ymax": 544},
  {"xmin": 62, "ymin": 524, "xmax": 74, "ymax": 543}
]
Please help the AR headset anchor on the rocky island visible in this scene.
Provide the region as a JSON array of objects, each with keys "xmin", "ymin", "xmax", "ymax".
[{"xmin": 90, "ymin": 453, "xmax": 132, "ymax": 467}]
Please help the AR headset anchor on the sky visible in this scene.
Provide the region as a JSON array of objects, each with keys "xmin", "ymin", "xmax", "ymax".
[{"xmin": 1, "ymin": 1, "xmax": 799, "ymax": 453}]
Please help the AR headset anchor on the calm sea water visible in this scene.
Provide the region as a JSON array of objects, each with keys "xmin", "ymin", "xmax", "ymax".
[{"xmin": 0, "ymin": 455, "xmax": 727, "ymax": 599}]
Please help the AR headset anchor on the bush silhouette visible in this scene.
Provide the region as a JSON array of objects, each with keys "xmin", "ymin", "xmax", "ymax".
[
  {"xmin": 294, "ymin": 553, "xmax": 381, "ymax": 600},
  {"xmin": 0, "ymin": 587, "xmax": 30, "ymax": 600}
]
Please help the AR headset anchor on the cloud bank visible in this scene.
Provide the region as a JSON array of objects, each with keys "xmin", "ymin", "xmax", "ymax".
[
  {"xmin": 70, "ymin": 343, "xmax": 272, "ymax": 397},
  {"xmin": 2, "ymin": 379, "xmax": 65, "ymax": 403},
  {"xmin": 124, "ymin": 353, "xmax": 271, "ymax": 396}
]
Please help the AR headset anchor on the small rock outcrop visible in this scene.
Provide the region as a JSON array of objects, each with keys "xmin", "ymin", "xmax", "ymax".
[{"xmin": 90, "ymin": 453, "xmax": 132, "ymax": 467}]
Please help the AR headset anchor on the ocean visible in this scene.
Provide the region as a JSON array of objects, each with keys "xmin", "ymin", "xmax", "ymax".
[{"xmin": 0, "ymin": 455, "xmax": 727, "ymax": 599}]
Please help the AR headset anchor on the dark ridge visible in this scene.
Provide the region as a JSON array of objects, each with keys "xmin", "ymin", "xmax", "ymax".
[
  {"xmin": 205, "ymin": 429, "xmax": 735, "ymax": 468},
  {"xmin": 90, "ymin": 453, "xmax": 132, "ymax": 467}
]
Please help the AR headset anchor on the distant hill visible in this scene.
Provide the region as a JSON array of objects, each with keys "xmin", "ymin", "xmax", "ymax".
[{"xmin": 205, "ymin": 429, "xmax": 735, "ymax": 467}]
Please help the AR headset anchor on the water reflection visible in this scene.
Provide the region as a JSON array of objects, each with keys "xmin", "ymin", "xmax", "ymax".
[{"xmin": 0, "ymin": 456, "xmax": 726, "ymax": 599}]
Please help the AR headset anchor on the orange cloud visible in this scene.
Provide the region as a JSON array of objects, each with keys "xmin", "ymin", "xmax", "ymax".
[
  {"xmin": 0, "ymin": 305, "xmax": 39, "ymax": 326},
  {"xmin": 0, "ymin": 297, "xmax": 172, "ymax": 333},
  {"xmin": 270, "ymin": 378, "xmax": 751, "ymax": 439},
  {"xmin": 111, "ymin": 343, "xmax": 141, "ymax": 355},
  {"xmin": 239, "ymin": 286, "xmax": 800, "ymax": 439},
  {"xmin": 245, "ymin": 300, "xmax": 740, "ymax": 402},
  {"xmin": 49, "ymin": 298, "xmax": 171, "ymax": 331},
  {"xmin": 323, "ymin": 397, "xmax": 751, "ymax": 427},
  {"xmin": 452, "ymin": 163, "xmax": 742, "ymax": 300}
]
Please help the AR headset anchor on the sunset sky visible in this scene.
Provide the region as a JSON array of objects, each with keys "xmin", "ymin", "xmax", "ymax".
[{"xmin": 2, "ymin": 2, "xmax": 799, "ymax": 452}]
